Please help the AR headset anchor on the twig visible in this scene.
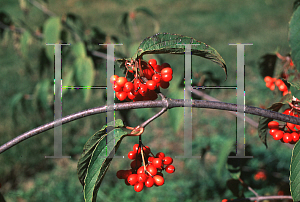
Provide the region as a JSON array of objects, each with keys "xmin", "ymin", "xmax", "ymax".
[
  {"xmin": 228, "ymin": 195, "xmax": 293, "ymax": 201},
  {"xmin": 1, "ymin": 99, "xmax": 300, "ymax": 154},
  {"xmin": 27, "ymin": 0, "xmax": 55, "ymax": 16}
]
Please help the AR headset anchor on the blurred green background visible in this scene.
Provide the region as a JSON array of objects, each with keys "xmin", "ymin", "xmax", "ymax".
[{"xmin": 0, "ymin": 0, "xmax": 296, "ymax": 201}]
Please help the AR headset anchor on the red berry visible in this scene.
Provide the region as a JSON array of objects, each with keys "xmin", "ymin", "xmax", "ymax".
[
  {"xmin": 269, "ymin": 83, "xmax": 275, "ymax": 91},
  {"xmin": 137, "ymin": 166, "xmax": 145, "ymax": 174},
  {"xmin": 161, "ymin": 63, "xmax": 171, "ymax": 68},
  {"xmin": 269, "ymin": 129, "xmax": 279, "ymax": 136},
  {"xmin": 133, "ymin": 144, "xmax": 141, "ymax": 154},
  {"xmin": 110, "ymin": 75, "xmax": 119, "ymax": 84},
  {"xmin": 296, "ymin": 125, "xmax": 300, "ymax": 130},
  {"xmin": 156, "ymin": 152, "xmax": 165, "ymax": 159},
  {"xmin": 143, "ymin": 146, "xmax": 151, "ymax": 154},
  {"xmin": 113, "ymin": 84, "xmax": 122, "ymax": 92},
  {"xmin": 283, "ymin": 108, "xmax": 294, "ymax": 116},
  {"xmin": 152, "ymin": 158, "xmax": 163, "ymax": 169},
  {"xmin": 137, "ymin": 173, "xmax": 148, "ymax": 183},
  {"xmin": 116, "ymin": 170, "xmax": 125, "ymax": 179},
  {"xmin": 154, "ymin": 65, "xmax": 162, "ymax": 72},
  {"xmin": 153, "ymin": 175, "xmax": 164, "ymax": 186},
  {"xmin": 116, "ymin": 91, "xmax": 127, "ymax": 101},
  {"xmin": 266, "ymin": 81, "xmax": 273, "ymax": 88},
  {"xmin": 128, "ymin": 151, "xmax": 136, "ymax": 160},
  {"xmin": 264, "ymin": 76, "xmax": 272, "ymax": 83},
  {"xmin": 146, "ymin": 165, "xmax": 157, "ymax": 176},
  {"xmin": 161, "ymin": 74, "xmax": 173, "ymax": 82},
  {"xmin": 278, "ymin": 84, "xmax": 287, "ymax": 92},
  {"xmin": 116, "ymin": 77, "xmax": 127, "ymax": 87},
  {"xmin": 222, "ymin": 199, "xmax": 228, "ymax": 202},
  {"xmin": 138, "ymin": 84, "xmax": 148, "ymax": 96},
  {"xmin": 127, "ymin": 91, "xmax": 136, "ymax": 100},
  {"xmin": 143, "ymin": 69, "xmax": 154, "ymax": 80},
  {"xmin": 165, "ymin": 165, "xmax": 175, "ymax": 174},
  {"xmin": 152, "ymin": 74, "xmax": 161, "ymax": 83},
  {"xmin": 146, "ymin": 80, "xmax": 157, "ymax": 90},
  {"xmin": 283, "ymin": 132, "xmax": 292, "ymax": 143},
  {"xmin": 162, "ymin": 156, "xmax": 173, "ymax": 165},
  {"xmin": 275, "ymin": 79, "xmax": 284, "ymax": 87},
  {"xmin": 148, "ymin": 156, "xmax": 154, "ymax": 163},
  {"xmin": 286, "ymin": 123, "xmax": 296, "ymax": 132},
  {"xmin": 127, "ymin": 174, "xmax": 138, "ymax": 186},
  {"xmin": 145, "ymin": 176, "xmax": 154, "ymax": 188},
  {"xmin": 124, "ymin": 179, "xmax": 130, "ymax": 186},
  {"xmin": 134, "ymin": 182, "xmax": 144, "ymax": 192},
  {"xmin": 148, "ymin": 59, "xmax": 157, "ymax": 67},
  {"xmin": 131, "ymin": 160, "xmax": 142, "ymax": 169},
  {"xmin": 123, "ymin": 82, "xmax": 134, "ymax": 92},
  {"xmin": 159, "ymin": 81, "xmax": 170, "ymax": 89},
  {"xmin": 161, "ymin": 67, "xmax": 173, "ymax": 75},
  {"xmin": 273, "ymin": 130, "xmax": 284, "ymax": 140},
  {"xmin": 268, "ymin": 121, "xmax": 279, "ymax": 129},
  {"xmin": 283, "ymin": 90, "xmax": 289, "ymax": 96},
  {"xmin": 291, "ymin": 132, "xmax": 299, "ymax": 143}
]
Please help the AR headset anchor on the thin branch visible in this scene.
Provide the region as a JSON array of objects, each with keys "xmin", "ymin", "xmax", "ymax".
[
  {"xmin": 229, "ymin": 195, "xmax": 293, "ymax": 201},
  {"xmin": 1, "ymin": 98, "xmax": 300, "ymax": 154},
  {"xmin": 27, "ymin": 0, "xmax": 55, "ymax": 16}
]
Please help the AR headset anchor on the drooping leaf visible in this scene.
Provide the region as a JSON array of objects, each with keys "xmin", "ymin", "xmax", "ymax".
[
  {"xmin": 74, "ymin": 56, "xmax": 95, "ymax": 102},
  {"xmin": 72, "ymin": 42, "xmax": 86, "ymax": 58},
  {"xmin": 44, "ymin": 17, "xmax": 61, "ymax": 61},
  {"xmin": 20, "ymin": 30, "xmax": 31, "ymax": 59},
  {"xmin": 130, "ymin": 33, "xmax": 227, "ymax": 79},
  {"xmin": 289, "ymin": 5, "xmax": 300, "ymax": 72},
  {"xmin": 258, "ymin": 102, "xmax": 284, "ymax": 148},
  {"xmin": 290, "ymin": 141, "xmax": 300, "ymax": 201},
  {"xmin": 76, "ymin": 120, "xmax": 127, "ymax": 202},
  {"xmin": 258, "ymin": 54, "xmax": 277, "ymax": 78},
  {"xmin": 226, "ymin": 152, "xmax": 241, "ymax": 180},
  {"xmin": 33, "ymin": 79, "xmax": 51, "ymax": 111},
  {"xmin": 62, "ymin": 67, "xmax": 74, "ymax": 95},
  {"xmin": 216, "ymin": 139, "xmax": 235, "ymax": 179}
]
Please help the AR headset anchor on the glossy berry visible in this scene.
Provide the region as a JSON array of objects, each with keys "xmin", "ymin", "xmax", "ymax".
[
  {"xmin": 123, "ymin": 82, "xmax": 134, "ymax": 92},
  {"xmin": 154, "ymin": 65, "xmax": 162, "ymax": 72},
  {"xmin": 264, "ymin": 76, "xmax": 272, "ymax": 83},
  {"xmin": 116, "ymin": 77, "xmax": 127, "ymax": 87},
  {"xmin": 133, "ymin": 144, "xmax": 141, "ymax": 154},
  {"xmin": 152, "ymin": 158, "xmax": 163, "ymax": 169},
  {"xmin": 134, "ymin": 182, "xmax": 144, "ymax": 192},
  {"xmin": 148, "ymin": 59, "xmax": 157, "ymax": 67},
  {"xmin": 137, "ymin": 173, "xmax": 148, "ymax": 183},
  {"xmin": 291, "ymin": 132, "xmax": 299, "ymax": 143},
  {"xmin": 146, "ymin": 165, "xmax": 157, "ymax": 176},
  {"xmin": 165, "ymin": 165, "xmax": 175, "ymax": 174},
  {"xmin": 286, "ymin": 123, "xmax": 296, "ymax": 132},
  {"xmin": 148, "ymin": 156, "xmax": 154, "ymax": 163},
  {"xmin": 275, "ymin": 79, "xmax": 284, "ymax": 87},
  {"xmin": 145, "ymin": 176, "xmax": 154, "ymax": 188},
  {"xmin": 161, "ymin": 74, "xmax": 173, "ymax": 82},
  {"xmin": 162, "ymin": 156, "xmax": 173, "ymax": 165},
  {"xmin": 143, "ymin": 146, "xmax": 151, "ymax": 155},
  {"xmin": 116, "ymin": 91, "xmax": 127, "ymax": 101},
  {"xmin": 127, "ymin": 91, "xmax": 136, "ymax": 100},
  {"xmin": 161, "ymin": 67, "xmax": 173, "ymax": 75},
  {"xmin": 128, "ymin": 151, "xmax": 136, "ymax": 160},
  {"xmin": 296, "ymin": 125, "xmax": 300, "ymax": 130},
  {"xmin": 116, "ymin": 170, "xmax": 125, "ymax": 179},
  {"xmin": 156, "ymin": 152, "xmax": 165, "ymax": 159},
  {"xmin": 127, "ymin": 174, "xmax": 138, "ymax": 186},
  {"xmin": 143, "ymin": 69, "xmax": 154, "ymax": 80},
  {"xmin": 273, "ymin": 130, "xmax": 284, "ymax": 140},
  {"xmin": 138, "ymin": 84, "xmax": 148, "ymax": 96},
  {"xmin": 110, "ymin": 75, "xmax": 119, "ymax": 84},
  {"xmin": 146, "ymin": 80, "xmax": 157, "ymax": 90},
  {"xmin": 152, "ymin": 74, "xmax": 161, "ymax": 83},
  {"xmin": 113, "ymin": 84, "xmax": 122, "ymax": 92},
  {"xmin": 278, "ymin": 84, "xmax": 287, "ymax": 92},
  {"xmin": 269, "ymin": 129, "xmax": 279, "ymax": 136},
  {"xmin": 153, "ymin": 175, "xmax": 164, "ymax": 186},
  {"xmin": 283, "ymin": 133, "xmax": 292, "ymax": 143},
  {"xmin": 268, "ymin": 121, "xmax": 279, "ymax": 129}
]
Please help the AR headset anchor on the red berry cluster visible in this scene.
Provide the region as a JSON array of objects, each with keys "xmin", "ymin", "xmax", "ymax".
[
  {"xmin": 254, "ymin": 171, "xmax": 267, "ymax": 181},
  {"xmin": 116, "ymin": 144, "xmax": 175, "ymax": 192},
  {"xmin": 110, "ymin": 59, "xmax": 173, "ymax": 102},
  {"xmin": 268, "ymin": 108, "xmax": 300, "ymax": 144},
  {"xmin": 264, "ymin": 76, "xmax": 290, "ymax": 96}
]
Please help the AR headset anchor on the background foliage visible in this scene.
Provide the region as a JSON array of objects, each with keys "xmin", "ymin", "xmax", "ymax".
[{"xmin": 0, "ymin": 0, "xmax": 297, "ymax": 201}]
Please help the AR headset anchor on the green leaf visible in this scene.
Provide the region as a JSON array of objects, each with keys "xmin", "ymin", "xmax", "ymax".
[
  {"xmin": 76, "ymin": 119, "xmax": 127, "ymax": 202},
  {"xmin": 289, "ymin": 5, "xmax": 300, "ymax": 71},
  {"xmin": 74, "ymin": 56, "xmax": 95, "ymax": 102},
  {"xmin": 10, "ymin": 93, "xmax": 24, "ymax": 118},
  {"xmin": 62, "ymin": 67, "xmax": 74, "ymax": 95},
  {"xmin": 258, "ymin": 102, "xmax": 284, "ymax": 148},
  {"xmin": 72, "ymin": 42, "xmax": 86, "ymax": 58},
  {"xmin": 288, "ymin": 78, "xmax": 300, "ymax": 91},
  {"xmin": 44, "ymin": 17, "xmax": 61, "ymax": 61},
  {"xmin": 64, "ymin": 13, "xmax": 85, "ymax": 40},
  {"xmin": 290, "ymin": 140, "xmax": 300, "ymax": 201},
  {"xmin": 294, "ymin": 0, "xmax": 300, "ymax": 11},
  {"xmin": 133, "ymin": 33, "xmax": 227, "ymax": 79},
  {"xmin": 216, "ymin": 139, "xmax": 235, "ymax": 179},
  {"xmin": 20, "ymin": 30, "xmax": 31, "ymax": 59}
]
